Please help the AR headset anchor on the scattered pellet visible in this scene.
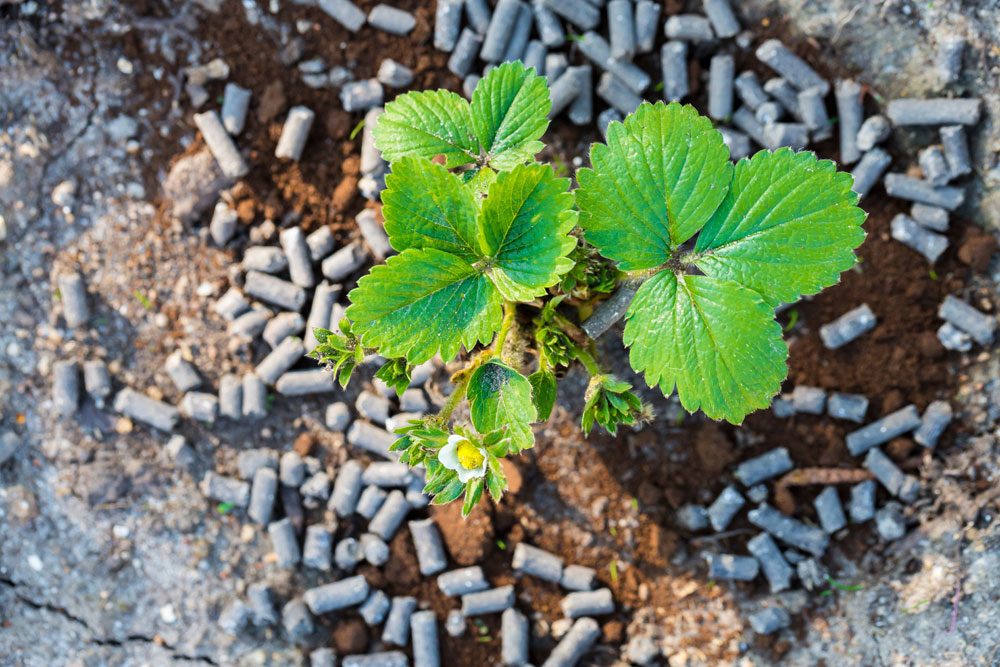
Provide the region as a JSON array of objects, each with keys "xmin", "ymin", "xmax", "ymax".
[
  {"xmin": 354, "ymin": 390, "xmax": 389, "ymax": 425},
  {"xmin": 411, "ymin": 610, "xmax": 440, "ymax": 667},
  {"xmin": 356, "ymin": 209, "xmax": 392, "ymax": 261},
  {"xmin": 341, "ymin": 79, "xmax": 384, "ymax": 113},
  {"xmin": 57, "ymin": 272, "xmax": 90, "ymax": 328},
  {"xmin": 850, "ymin": 148, "xmax": 892, "ymax": 200},
  {"xmin": 280, "ymin": 451, "xmax": 306, "ymax": 487},
  {"xmin": 597, "ymin": 72, "xmax": 643, "ymax": 116},
  {"xmin": 708, "ymin": 54, "xmax": 735, "ymax": 121},
  {"xmin": 439, "ymin": 566, "xmax": 490, "ymax": 597},
  {"xmin": 382, "ymin": 596, "xmax": 418, "ymax": 645},
  {"xmin": 301, "ymin": 471, "xmax": 331, "ymax": 501},
  {"xmin": 237, "ymin": 449, "xmax": 277, "ymax": 480},
  {"xmin": 305, "ymin": 575, "xmax": 370, "ymax": 615},
  {"xmin": 827, "ymin": 393, "xmax": 868, "ymax": 423},
  {"xmin": 363, "ymin": 462, "xmax": 412, "ymax": 488},
  {"xmin": 317, "ymin": 0, "xmax": 366, "ymax": 30},
  {"xmin": 448, "ymin": 28, "xmax": 484, "ymax": 77},
  {"xmin": 208, "ymin": 200, "xmax": 238, "ymax": 246},
  {"xmin": 939, "ymin": 295, "xmax": 997, "ymax": 346},
  {"xmin": 408, "ymin": 519, "xmax": 447, "ymax": 576},
  {"xmin": 541, "ymin": 0, "xmax": 598, "ymax": 30},
  {"xmin": 578, "ymin": 32, "xmax": 649, "ymax": 94},
  {"xmin": 734, "ymin": 448, "xmax": 794, "ymax": 487},
  {"xmin": 718, "ymin": 127, "xmax": 751, "ymax": 161},
  {"xmin": 756, "ymin": 39, "xmax": 830, "ymax": 95},
  {"xmin": 311, "ymin": 648, "xmax": 336, "ymax": 667},
  {"xmin": 732, "ymin": 106, "xmax": 768, "ymax": 147},
  {"xmin": 229, "ymin": 308, "xmax": 271, "ymax": 339},
  {"xmin": 708, "ymin": 485, "xmax": 746, "ymax": 532},
  {"xmin": 243, "ymin": 246, "xmax": 289, "ymax": 274},
  {"xmin": 910, "ymin": 203, "xmax": 950, "ymax": 232},
  {"xmin": 218, "ymin": 599, "xmax": 250, "ymax": 636},
  {"xmin": 361, "ymin": 532, "xmax": 391, "ymax": 566},
  {"xmin": 940, "ymin": 125, "xmax": 972, "ymax": 178},
  {"xmin": 530, "ymin": 0, "xmax": 564, "ymax": 49},
  {"xmin": 747, "ymin": 484, "xmax": 769, "ymax": 504},
  {"xmin": 875, "ymin": 501, "xmax": 907, "ymax": 541},
  {"xmin": 846, "ymin": 404, "xmax": 922, "ymax": 456},
  {"xmin": 193, "ymin": 111, "xmax": 248, "ymax": 179},
  {"xmin": 763, "ymin": 78, "xmax": 802, "ymax": 119},
  {"xmin": 607, "ymin": 0, "xmax": 635, "ymax": 60},
  {"xmin": 369, "ymin": 489, "xmax": 410, "ymax": 540},
  {"xmin": 545, "ymin": 52, "xmax": 568, "ymax": 84},
  {"xmin": 633, "ymin": 0, "xmax": 660, "ymax": 52},
  {"xmin": 934, "ymin": 34, "xmax": 965, "ymax": 84},
  {"xmin": 501, "ymin": 607, "xmax": 529, "ymax": 666},
  {"xmin": 833, "ymin": 79, "xmax": 863, "ymax": 164},
  {"xmin": 306, "ymin": 226, "xmax": 335, "ymax": 263},
  {"xmin": 480, "ymin": 0, "xmax": 523, "ymax": 62},
  {"xmin": 214, "ymin": 287, "xmax": 250, "ymax": 321},
  {"xmin": 771, "ymin": 395, "xmax": 795, "ymax": 418},
  {"xmin": 52, "ymin": 360, "xmax": 79, "ymax": 417},
  {"xmin": 561, "ymin": 588, "xmax": 614, "ymax": 619},
  {"xmin": 548, "ymin": 68, "xmax": 583, "ymax": 119},
  {"xmin": 886, "ymin": 98, "xmax": 981, "ymax": 126},
  {"xmin": 819, "ymin": 303, "xmax": 877, "ymax": 350},
  {"xmin": 734, "ymin": 71, "xmax": 768, "ymax": 110},
  {"xmin": 790, "ymin": 386, "xmax": 826, "ymax": 415},
  {"xmin": 348, "ymin": 420, "xmax": 397, "ymax": 459},
  {"xmin": 275, "ymin": 106, "xmax": 315, "ymax": 162},
  {"xmin": 543, "ymin": 617, "xmax": 600, "ymax": 667},
  {"xmin": 263, "ymin": 312, "xmax": 306, "ymax": 349},
  {"xmin": 798, "ymin": 86, "xmax": 830, "ymax": 136},
  {"xmin": 368, "ymin": 4, "xmax": 415, "ymax": 35},
  {"xmin": 282, "ymin": 597, "xmax": 314, "ymax": 643},
  {"xmin": 248, "ymin": 468, "xmax": 278, "ymax": 524},
  {"xmin": 748, "ymin": 503, "xmax": 829, "ymax": 557},
  {"xmin": 255, "ymin": 337, "xmax": 305, "ymax": 387},
  {"xmin": 513, "ymin": 542, "xmax": 564, "ymax": 584},
  {"xmin": 754, "ymin": 100, "xmax": 783, "ymax": 125},
  {"xmin": 357, "ymin": 485, "xmax": 388, "ymax": 520},
  {"xmin": 796, "ymin": 557, "xmax": 827, "ymax": 591},
  {"xmin": 360, "ymin": 589, "xmax": 391, "ymax": 626},
  {"xmin": 856, "ymin": 114, "xmax": 891, "ymax": 152},
  {"xmin": 661, "ymin": 41, "xmax": 689, "ymax": 102},
  {"xmin": 568, "ymin": 66, "xmax": 594, "ymax": 126},
  {"xmin": 221, "ymin": 83, "xmax": 251, "ymax": 136},
  {"xmin": 445, "ymin": 610, "xmax": 466, "ymax": 637},
  {"xmin": 664, "ymin": 14, "xmax": 714, "ymax": 42},
  {"xmin": 334, "ymin": 537, "xmax": 363, "ymax": 571},
  {"xmin": 245, "ymin": 271, "xmax": 307, "ymax": 312},
  {"xmin": 502, "ymin": 3, "xmax": 534, "ymax": 63},
  {"xmin": 675, "ymin": 504, "xmax": 710, "ymax": 531},
  {"xmin": 560, "ymin": 565, "xmax": 596, "ymax": 592},
  {"xmin": 884, "ymin": 173, "xmax": 965, "ymax": 210},
  {"xmin": 864, "ymin": 448, "xmax": 919, "ymax": 502},
  {"xmin": 749, "ymin": 607, "xmax": 790, "ymax": 635},
  {"xmin": 919, "ymin": 145, "xmax": 951, "ymax": 187},
  {"xmin": 747, "ymin": 532, "xmax": 793, "ymax": 593},
  {"xmin": 330, "ymin": 460, "xmax": 364, "ymax": 517},
  {"xmin": 406, "ymin": 473, "xmax": 430, "ymax": 509},
  {"xmin": 377, "ymin": 58, "xmax": 415, "ymax": 88},
  {"xmin": 914, "ymin": 400, "xmax": 952, "ymax": 448},
  {"xmin": 705, "ymin": 554, "xmax": 759, "ymax": 581},
  {"xmin": 247, "ymin": 582, "xmax": 278, "ymax": 627},
  {"xmin": 938, "ymin": 322, "xmax": 971, "ymax": 352},
  {"xmin": 278, "ymin": 228, "xmax": 314, "ymax": 289},
  {"xmin": 704, "ymin": 0, "xmax": 740, "ymax": 38},
  {"xmin": 276, "ymin": 369, "xmax": 337, "ymax": 396},
  {"xmin": 322, "ymin": 241, "xmax": 367, "ymax": 282},
  {"xmin": 82, "ymin": 360, "xmax": 111, "ymax": 407},
  {"xmin": 849, "ymin": 479, "xmax": 876, "ymax": 523},
  {"xmin": 462, "ymin": 74, "xmax": 481, "ymax": 99},
  {"xmin": 268, "ymin": 518, "xmax": 301, "ymax": 567},
  {"xmin": 114, "ymin": 387, "xmax": 179, "ymax": 432},
  {"xmin": 763, "ymin": 122, "xmax": 809, "ymax": 151},
  {"xmin": 813, "ymin": 487, "xmax": 847, "ymax": 534},
  {"xmin": 462, "ymin": 585, "xmax": 515, "ymax": 616},
  {"xmin": 891, "ymin": 213, "xmax": 948, "ymax": 264},
  {"xmin": 301, "ymin": 525, "xmax": 332, "ymax": 570},
  {"xmin": 343, "ymin": 653, "xmax": 407, "ymax": 667},
  {"xmin": 464, "ymin": 0, "xmax": 491, "ymax": 33},
  {"xmin": 242, "ymin": 373, "xmax": 267, "ymax": 419}
]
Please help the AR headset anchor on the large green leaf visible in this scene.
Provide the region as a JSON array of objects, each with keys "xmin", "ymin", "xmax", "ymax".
[
  {"xmin": 576, "ymin": 102, "xmax": 733, "ymax": 271},
  {"xmin": 478, "ymin": 164, "xmax": 576, "ymax": 301},
  {"xmin": 471, "ymin": 61, "xmax": 551, "ymax": 170},
  {"xmin": 381, "ymin": 157, "xmax": 482, "ymax": 258},
  {"xmin": 346, "ymin": 248, "xmax": 503, "ymax": 364},
  {"xmin": 373, "ymin": 89, "xmax": 478, "ymax": 168},
  {"xmin": 467, "ymin": 360, "xmax": 537, "ymax": 453},
  {"xmin": 624, "ymin": 271, "xmax": 786, "ymax": 424},
  {"xmin": 693, "ymin": 149, "xmax": 867, "ymax": 306}
]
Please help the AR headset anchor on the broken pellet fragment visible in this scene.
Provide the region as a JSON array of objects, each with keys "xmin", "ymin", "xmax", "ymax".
[
  {"xmin": 819, "ymin": 303, "xmax": 876, "ymax": 350},
  {"xmin": 938, "ymin": 295, "xmax": 996, "ymax": 346}
]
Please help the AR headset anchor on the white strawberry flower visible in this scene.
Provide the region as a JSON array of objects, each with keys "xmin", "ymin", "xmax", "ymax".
[{"xmin": 438, "ymin": 433, "xmax": 488, "ymax": 483}]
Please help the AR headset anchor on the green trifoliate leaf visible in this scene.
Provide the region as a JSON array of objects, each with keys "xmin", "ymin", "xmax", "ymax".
[
  {"xmin": 467, "ymin": 360, "xmax": 537, "ymax": 454},
  {"xmin": 528, "ymin": 369, "xmax": 557, "ymax": 421},
  {"xmin": 478, "ymin": 164, "xmax": 577, "ymax": 301},
  {"xmin": 373, "ymin": 89, "xmax": 478, "ymax": 168},
  {"xmin": 693, "ymin": 148, "xmax": 867, "ymax": 306},
  {"xmin": 624, "ymin": 271, "xmax": 786, "ymax": 424},
  {"xmin": 381, "ymin": 157, "xmax": 481, "ymax": 258},
  {"xmin": 485, "ymin": 454, "xmax": 507, "ymax": 503},
  {"xmin": 347, "ymin": 248, "xmax": 503, "ymax": 364},
  {"xmin": 576, "ymin": 102, "xmax": 733, "ymax": 271},
  {"xmin": 581, "ymin": 374, "xmax": 646, "ymax": 436},
  {"xmin": 462, "ymin": 477, "xmax": 485, "ymax": 517},
  {"xmin": 471, "ymin": 61, "xmax": 551, "ymax": 170}
]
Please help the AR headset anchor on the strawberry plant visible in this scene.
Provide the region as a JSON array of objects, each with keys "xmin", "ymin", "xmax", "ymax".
[{"xmin": 312, "ymin": 62, "xmax": 865, "ymax": 515}]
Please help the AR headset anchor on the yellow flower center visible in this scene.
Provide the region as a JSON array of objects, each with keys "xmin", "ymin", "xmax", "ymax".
[{"xmin": 456, "ymin": 440, "xmax": 485, "ymax": 470}]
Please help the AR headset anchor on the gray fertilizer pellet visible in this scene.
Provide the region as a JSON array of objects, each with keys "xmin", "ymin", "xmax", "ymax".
[
  {"xmin": 891, "ymin": 213, "xmax": 948, "ymax": 264},
  {"xmin": 449, "ymin": 28, "xmax": 483, "ymax": 77},
  {"xmin": 796, "ymin": 557, "xmax": 827, "ymax": 591},
  {"xmin": 568, "ymin": 67, "xmax": 593, "ymax": 126},
  {"xmin": 317, "ymin": 0, "xmax": 365, "ymax": 31},
  {"xmin": 247, "ymin": 583, "xmax": 278, "ymax": 627},
  {"xmin": 462, "ymin": 74, "xmax": 480, "ymax": 99},
  {"xmin": 634, "ymin": 0, "xmax": 660, "ymax": 52},
  {"xmin": 756, "ymin": 39, "xmax": 830, "ymax": 94},
  {"xmin": 675, "ymin": 504, "xmax": 709, "ymax": 531},
  {"xmin": 798, "ymin": 86, "xmax": 830, "ymax": 134},
  {"xmin": 545, "ymin": 52, "xmax": 568, "ymax": 83},
  {"xmin": 322, "ymin": 241, "xmax": 367, "ymax": 281},
  {"xmin": 707, "ymin": 485, "xmax": 745, "ymax": 531},
  {"xmin": 754, "ymin": 101, "xmax": 783, "ymax": 125},
  {"xmin": 347, "ymin": 420, "xmax": 397, "ymax": 459},
  {"xmin": 834, "ymin": 79, "xmax": 863, "ymax": 164},
  {"xmin": 330, "ymin": 460, "xmax": 364, "ymax": 517},
  {"xmin": 664, "ymin": 14, "xmax": 714, "ymax": 42},
  {"xmin": 382, "ymin": 596, "xmax": 418, "ymax": 645},
  {"xmin": 248, "ymin": 468, "xmax": 278, "ymax": 524},
  {"xmin": 940, "ymin": 125, "xmax": 971, "ymax": 177},
  {"xmin": 578, "ymin": 32, "xmax": 649, "ymax": 93},
  {"xmin": 275, "ymin": 106, "xmax": 315, "ymax": 162},
  {"xmin": 306, "ymin": 225, "xmax": 335, "ymax": 262},
  {"xmin": 846, "ymin": 404, "xmax": 921, "ymax": 456},
  {"xmin": 82, "ymin": 360, "xmax": 111, "ymax": 407},
  {"xmin": 597, "ymin": 108, "xmax": 622, "ymax": 140},
  {"xmin": 357, "ymin": 485, "xmax": 388, "ymax": 519},
  {"xmin": 368, "ymin": 4, "xmax": 415, "ymax": 35},
  {"xmin": 935, "ymin": 35, "xmax": 965, "ymax": 84},
  {"xmin": 541, "ymin": 0, "xmax": 598, "ymax": 30},
  {"xmin": 940, "ymin": 322, "xmax": 973, "ymax": 352},
  {"xmin": 244, "ymin": 270, "xmax": 306, "ymax": 311},
  {"xmin": 464, "ymin": 0, "xmax": 491, "ymax": 33},
  {"xmin": 399, "ymin": 388, "xmax": 429, "ymax": 414},
  {"xmin": 814, "ymin": 487, "xmax": 847, "ymax": 533},
  {"xmin": 361, "ymin": 532, "xmax": 391, "ymax": 566},
  {"xmin": 910, "ymin": 203, "xmax": 949, "ymax": 232},
  {"xmin": 704, "ymin": 0, "xmax": 740, "ymax": 38},
  {"xmin": 522, "ymin": 40, "xmax": 546, "ymax": 76},
  {"xmin": 849, "ymin": 479, "xmax": 876, "ymax": 523},
  {"xmin": 263, "ymin": 312, "xmax": 305, "ymax": 348},
  {"xmin": 914, "ymin": 400, "xmax": 952, "ymax": 448},
  {"xmin": 502, "ymin": 3, "xmax": 533, "ymax": 63},
  {"xmin": 378, "ymin": 59, "xmax": 414, "ymax": 88},
  {"xmin": 304, "ymin": 575, "xmax": 370, "ymax": 615},
  {"xmin": 356, "ymin": 389, "xmax": 391, "ymax": 424},
  {"xmin": 237, "ymin": 449, "xmax": 277, "ymax": 480},
  {"xmin": 597, "ymin": 72, "xmax": 643, "ymax": 115},
  {"xmin": 301, "ymin": 471, "xmax": 331, "ymax": 500},
  {"xmin": 434, "ymin": 0, "xmax": 463, "ymax": 51},
  {"xmin": 193, "ymin": 111, "xmax": 248, "ymax": 179},
  {"xmin": 310, "ymin": 649, "xmax": 336, "ymax": 667},
  {"xmin": 215, "ymin": 287, "xmax": 250, "ymax": 321},
  {"xmin": 438, "ymin": 566, "xmax": 490, "ymax": 597},
  {"xmin": 242, "ymin": 373, "xmax": 267, "ymax": 419},
  {"xmin": 57, "ymin": 271, "xmax": 89, "ymax": 328},
  {"xmin": 407, "ymin": 474, "xmax": 430, "ymax": 509},
  {"xmin": 734, "ymin": 448, "xmax": 794, "ymax": 487},
  {"xmin": 763, "ymin": 78, "xmax": 802, "ymax": 119},
  {"xmin": 732, "ymin": 106, "xmax": 768, "ymax": 147},
  {"xmin": 749, "ymin": 607, "xmax": 790, "ymax": 635},
  {"xmin": 276, "ymin": 369, "xmax": 337, "ymax": 396},
  {"xmin": 324, "ymin": 403, "xmax": 351, "ymax": 434},
  {"xmin": 165, "ymin": 435, "xmax": 195, "ymax": 469},
  {"xmin": 708, "ymin": 54, "xmax": 735, "ymax": 121},
  {"xmin": 718, "ymin": 127, "xmax": 751, "ymax": 160},
  {"xmin": 221, "ymin": 83, "xmax": 251, "ymax": 135},
  {"xmin": 114, "ymin": 387, "xmax": 179, "ymax": 432},
  {"xmin": 513, "ymin": 543, "xmax": 564, "ymax": 583},
  {"xmin": 344, "ymin": 653, "xmax": 408, "ymax": 667},
  {"xmin": 763, "ymin": 122, "xmax": 809, "ymax": 151},
  {"xmin": 607, "ymin": 0, "xmax": 635, "ymax": 60},
  {"xmin": 791, "ymin": 386, "xmax": 826, "ymax": 415},
  {"xmin": 850, "ymin": 148, "xmax": 892, "ymax": 200},
  {"xmin": 884, "ymin": 173, "xmax": 965, "ymax": 210},
  {"xmin": 279, "ymin": 226, "xmax": 315, "ymax": 288},
  {"xmin": 360, "ymin": 590, "xmax": 391, "ymax": 626},
  {"xmin": 218, "ymin": 599, "xmax": 249, "ymax": 635},
  {"xmin": 462, "ymin": 585, "xmax": 515, "ymax": 616},
  {"xmin": 52, "ymin": 360, "xmax": 79, "ymax": 417},
  {"xmin": 856, "ymin": 114, "xmax": 891, "ymax": 152},
  {"xmin": 243, "ymin": 246, "xmax": 288, "ymax": 273},
  {"xmin": 255, "ymin": 336, "xmax": 305, "ymax": 385},
  {"xmin": 280, "ymin": 451, "xmax": 306, "ymax": 487},
  {"xmin": 660, "ymin": 41, "xmax": 689, "ymax": 102},
  {"xmin": 361, "ymin": 107, "xmax": 387, "ymax": 176},
  {"xmin": 341, "ymin": 79, "xmax": 384, "ymax": 113},
  {"xmin": 561, "ymin": 588, "xmax": 613, "ymax": 619},
  {"xmin": 819, "ymin": 303, "xmax": 877, "ymax": 350},
  {"xmin": 548, "ymin": 67, "xmax": 583, "ymax": 119},
  {"xmin": 747, "ymin": 484, "xmax": 769, "ymax": 504},
  {"xmin": 282, "ymin": 598, "xmax": 314, "ymax": 642},
  {"xmin": 771, "ymin": 395, "xmax": 795, "ymax": 418},
  {"xmin": 302, "ymin": 525, "xmax": 333, "ymax": 570},
  {"xmin": 560, "ymin": 565, "xmax": 596, "ymax": 592},
  {"xmin": 532, "ymin": 0, "xmax": 565, "ymax": 48},
  {"xmin": 501, "ymin": 608, "xmax": 529, "ymax": 665},
  {"xmin": 919, "ymin": 146, "xmax": 951, "ymax": 187},
  {"xmin": 209, "ymin": 200, "xmax": 238, "ymax": 246},
  {"xmin": 939, "ymin": 295, "xmax": 997, "ymax": 346},
  {"xmin": 334, "ymin": 537, "xmax": 363, "ymax": 571},
  {"xmin": 411, "ymin": 610, "xmax": 440, "ymax": 667},
  {"xmin": 229, "ymin": 308, "xmax": 270, "ymax": 339},
  {"xmin": 747, "ymin": 532, "xmax": 793, "ymax": 593},
  {"xmin": 875, "ymin": 502, "xmax": 907, "ymax": 541},
  {"xmin": 542, "ymin": 617, "xmax": 600, "ymax": 667},
  {"xmin": 480, "ymin": 0, "xmax": 524, "ymax": 62},
  {"xmin": 886, "ymin": 98, "xmax": 981, "ymax": 126},
  {"xmin": 827, "ymin": 393, "xmax": 868, "ymax": 423},
  {"xmin": 734, "ymin": 71, "xmax": 768, "ymax": 110},
  {"xmin": 304, "ymin": 283, "xmax": 338, "ymax": 351},
  {"xmin": 363, "ymin": 462, "xmax": 412, "ymax": 487},
  {"xmin": 356, "ymin": 208, "xmax": 392, "ymax": 260},
  {"xmin": 268, "ymin": 518, "xmax": 301, "ymax": 567},
  {"xmin": 705, "ymin": 554, "xmax": 759, "ymax": 581},
  {"xmin": 748, "ymin": 503, "xmax": 829, "ymax": 557},
  {"xmin": 369, "ymin": 489, "xmax": 409, "ymax": 540},
  {"xmin": 864, "ymin": 448, "xmax": 918, "ymax": 502}
]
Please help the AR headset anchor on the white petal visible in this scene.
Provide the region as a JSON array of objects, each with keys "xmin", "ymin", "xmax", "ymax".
[
  {"xmin": 439, "ymin": 441, "xmax": 460, "ymax": 472},
  {"xmin": 457, "ymin": 465, "xmax": 485, "ymax": 483}
]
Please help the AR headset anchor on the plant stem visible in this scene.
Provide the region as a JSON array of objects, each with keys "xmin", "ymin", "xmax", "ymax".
[
  {"xmin": 437, "ymin": 372, "xmax": 472, "ymax": 423},
  {"xmin": 493, "ymin": 300, "xmax": 519, "ymax": 363},
  {"xmin": 573, "ymin": 345, "xmax": 601, "ymax": 376}
]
